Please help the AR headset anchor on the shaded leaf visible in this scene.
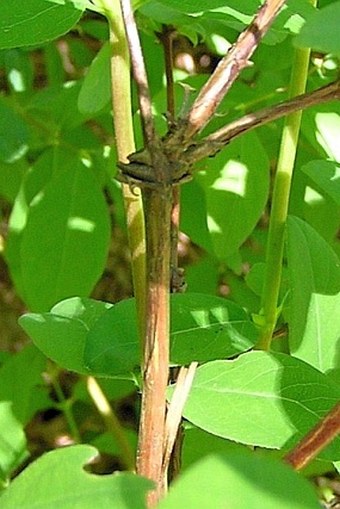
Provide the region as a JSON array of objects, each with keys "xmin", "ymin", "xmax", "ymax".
[
  {"xmin": 0, "ymin": 98, "xmax": 28, "ymax": 163},
  {"xmin": 158, "ymin": 452, "xmax": 320, "ymax": 509},
  {"xmin": 197, "ymin": 132, "xmax": 269, "ymax": 259},
  {"xmin": 18, "ymin": 152, "xmax": 110, "ymax": 311},
  {"xmin": 0, "ymin": 345, "xmax": 48, "ymax": 424},
  {"xmin": 78, "ymin": 41, "xmax": 111, "ymax": 114},
  {"xmin": 302, "ymin": 160, "xmax": 340, "ymax": 206},
  {"xmin": 295, "ymin": 2, "xmax": 340, "ymax": 54}
]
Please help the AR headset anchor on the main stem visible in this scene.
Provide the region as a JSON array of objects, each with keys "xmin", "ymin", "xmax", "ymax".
[
  {"xmin": 256, "ymin": 0, "xmax": 317, "ymax": 351},
  {"xmin": 137, "ymin": 186, "xmax": 172, "ymax": 507}
]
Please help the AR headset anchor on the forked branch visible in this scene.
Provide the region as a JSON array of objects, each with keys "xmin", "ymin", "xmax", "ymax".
[{"xmin": 178, "ymin": 0, "xmax": 287, "ymax": 141}]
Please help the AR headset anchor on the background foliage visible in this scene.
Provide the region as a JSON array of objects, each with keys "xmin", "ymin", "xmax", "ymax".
[{"xmin": 0, "ymin": 0, "xmax": 339, "ymax": 507}]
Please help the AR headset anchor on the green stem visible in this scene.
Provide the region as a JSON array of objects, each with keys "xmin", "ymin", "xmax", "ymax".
[
  {"xmin": 256, "ymin": 0, "xmax": 317, "ymax": 351},
  {"xmin": 49, "ymin": 364, "xmax": 81, "ymax": 443},
  {"xmin": 96, "ymin": 1, "xmax": 146, "ymax": 354},
  {"xmin": 87, "ymin": 377, "xmax": 135, "ymax": 471}
]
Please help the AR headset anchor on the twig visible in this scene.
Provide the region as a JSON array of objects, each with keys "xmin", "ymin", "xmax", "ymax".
[
  {"xmin": 284, "ymin": 402, "xmax": 340, "ymax": 470},
  {"xmin": 180, "ymin": 80, "xmax": 340, "ymax": 165},
  {"xmin": 119, "ymin": 0, "xmax": 157, "ymax": 149},
  {"xmin": 86, "ymin": 376, "xmax": 135, "ymax": 471},
  {"xmin": 180, "ymin": 0, "xmax": 287, "ymax": 140}
]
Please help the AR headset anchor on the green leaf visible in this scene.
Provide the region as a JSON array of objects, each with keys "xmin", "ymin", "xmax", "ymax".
[
  {"xmin": 0, "ymin": 345, "xmax": 48, "ymax": 424},
  {"xmin": 0, "ymin": 402, "xmax": 28, "ymax": 486},
  {"xmin": 0, "ymin": 159, "xmax": 27, "ymax": 202},
  {"xmin": 91, "ymin": 430, "xmax": 137, "ymax": 458},
  {"xmin": 180, "ymin": 180, "xmax": 213, "ymax": 253},
  {"xmin": 18, "ymin": 152, "xmax": 110, "ymax": 311},
  {"xmin": 84, "ymin": 293, "xmax": 257, "ymax": 376},
  {"xmin": 78, "ymin": 41, "xmax": 111, "ymax": 114},
  {"xmin": 181, "ymin": 426, "xmax": 247, "ymax": 472},
  {"xmin": 0, "ymin": 445, "xmax": 151, "ymax": 508},
  {"xmin": 295, "ymin": 1, "xmax": 340, "ymax": 54},
  {"xmin": 197, "ymin": 132, "xmax": 269, "ymax": 259},
  {"xmin": 303, "ymin": 109, "xmax": 340, "ymax": 163},
  {"xmin": 286, "ymin": 216, "xmax": 340, "ymax": 373},
  {"xmin": 0, "ymin": 98, "xmax": 28, "ymax": 163},
  {"xmin": 158, "ymin": 452, "xmax": 320, "ymax": 509},
  {"xmin": 19, "ymin": 297, "xmax": 112, "ymax": 375},
  {"xmin": 5, "ymin": 150, "xmax": 56, "ymax": 302},
  {"xmin": 20, "ymin": 294, "xmax": 256, "ymax": 376},
  {"xmin": 155, "ymin": 0, "xmax": 257, "ymax": 14},
  {"xmin": 301, "ymin": 160, "xmax": 340, "ymax": 206},
  {"xmin": 169, "ymin": 293, "xmax": 257, "ymax": 364},
  {"xmin": 0, "ymin": 0, "xmax": 84, "ymax": 49},
  {"xmin": 28, "ymin": 81, "xmax": 90, "ymax": 131},
  {"xmin": 177, "ymin": 351, "xmax": 340, "ymax": 460}
]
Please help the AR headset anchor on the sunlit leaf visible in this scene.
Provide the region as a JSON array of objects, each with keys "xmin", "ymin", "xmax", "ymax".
[{"xmin": 176, "ymin": 351, "xmax": 340, "ymax": 460}]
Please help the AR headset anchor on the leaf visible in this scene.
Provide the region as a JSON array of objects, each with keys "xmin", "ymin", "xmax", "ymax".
[
  {"xmin": 301, "ymin": 160, "xmax": 340, "ymax": 206},
  {"xmin": 0, "ymin": 0, "xmax": 85, "ymax": 49},
  {"xmin": 28, "ymin": 81, "xmax": 89, "ymax": 131},
  {"xmin": 180, "ymin": 180, "xmax": 214, "ymax": 253},
  {"xmin": 176, "ymin": 351, "xmax": 340, "ymax": 460},
  {"xmin": 286, "ymin": 216, "xmax": 340, "ymax": 373},
  {"xmin": 155, "ymin": 0, "xmax": 258, "ymax": 14},
  {"xmin": 169, "ymin": 293, "xmax": 257, "ymax": 364},
  {"xmin": 19, "ymin": 297, "xmax": 112, "ymax": 375},
  {"xmin": 78, "ymin": 41, "xmax": 111, "ymax": 114},
  {"xmin": 0, "ymin": 159, "xmax": 27, "ymax": 203},
  {"xmin": 0, "ymin": 98, "xmax": 28, "ymax": 163},
  {"xmin": 0, "ymin": 445, "xmax": 151, "ymax": 509},
  {"xmin": 158, "ymin": 452, "xmax": 320, "ymax": 509},
  {"xmin": 0, "ymin": 402, "xmax": 28, "ymax": 485},
  {"xmin": 295, "ymin": 1, "xmax": 340, "ymax": 54},
  {"xmin": 84, "ymin": 293, "xmax": 257, "ymax": 376},
  {"xmin": 197, "ymin": 131, "xmax": 269, "ymax": 259},
  {"xmin": 18, "ymin": 151, "xmax": 110, "ymax": 311},
  {"xmin": 0, "ymin": 345, "xmax": 49, "ymax": 424},
  {"xmin": 20, "ymin": 294, "xmax": 256, "ymax": 377},
  {"xmin": 181, "ymin": 426, "xmax": 247, "ymax": 472},
  {"xmin": 5, "ymin": 150, "xmax": 56, "ymax": 302},
  {"xmin": 91, "ymin": 430, "xmax": 137, "ymax": 458}
]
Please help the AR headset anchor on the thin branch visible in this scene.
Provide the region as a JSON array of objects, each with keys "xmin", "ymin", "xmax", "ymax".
[
  {"xmin": 87, "ymin": 376, "xmax": 135, "ymax": 471},
  {"xmin": 161, "ymin": 362, "xmax": 198, "ymax": 484},
  {"xmin": 284, "ymin": 402, "xmax": 340, "ymax": 471},
  {"xmin": 181, "ymin": 0, "xmax": 286, "ymax": 140},
  {"xmin": 119, "ymin": 0, "xmax": 157, "ymax": 148},
  {"xmin": 158, "ymin": 25, "xmax": 176, "ymax": 126},
  {"xmin": 181, "ymin": 79, "xmax": 340, "ymax": 165}
]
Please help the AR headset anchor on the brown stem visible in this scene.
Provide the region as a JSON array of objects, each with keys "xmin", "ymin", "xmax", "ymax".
[
  {"xmin": 284, "ymin": 402, "xmax": 340, "ymax": 470},
  {"xmin": 158, "ymin": 26, "xmax": 183, "ymax": 293},
  {"xmin": 158, "ymin": 25, "xmax": 176, "ymax": 126},
  {"xmin": 137, "ymin": 187, "xmax": 172, "ymax": 507},
  {"xmin": 182, "ymin": 0, "xmax": 286, "ymax": 140},
  {"xmin": 119, "ymin": 0, "xmax": 158, "ymax": 150},
  {"xmin": 119, "ymin": 3, "xmax": 173, "ymax": 506},
  {"xmin": 182, "ymin": 79, "xmax": 340, "ymax": 165}
]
